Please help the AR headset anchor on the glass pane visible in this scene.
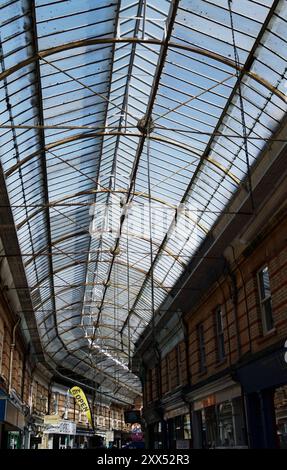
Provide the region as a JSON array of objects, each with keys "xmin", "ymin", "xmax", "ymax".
[{"xmin": 259, "ymin": 266, "xmax": 271, "ymax": 300}]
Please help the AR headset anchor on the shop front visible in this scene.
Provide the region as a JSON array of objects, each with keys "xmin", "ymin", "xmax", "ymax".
[
  {"xmin": 274, "ymin": 385, "xmax": 287, "ymax": 448},
  {"xmin": 163, "ymin": 405, "xmax": 192, "ymax": 450},
  {"xmin": 236, "ymin": 340, "xmax": 287, "ymax": 449},
  {"xmin": 29, "ymin": 415, "xmax": 45, "ymax": 449},
  {"xmin": 160, "ymin": 389, "xmax": 192, "ymax": 450},
  {"xmin": 43, "ymin": 417, "xmax": 77, "ymax": 449},
  {"xmin": 74, "ymin": 426, "xmax": 95, "ymax": 448},
  {"xmin": 142, "ymin": 405, "xmax": 164, "ymax": 449},
  {"xmin": 188, "ymin": 376, "xmax": 247, "ymax": 449},
  {"xmin": 0, "ymin": 397, "xmax": 26, "ymax": 448}
]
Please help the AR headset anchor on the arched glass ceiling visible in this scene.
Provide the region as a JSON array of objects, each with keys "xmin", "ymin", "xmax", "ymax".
[{"xmin": 0, "ymin": 0, "xmax": 287, "ymax": 404}]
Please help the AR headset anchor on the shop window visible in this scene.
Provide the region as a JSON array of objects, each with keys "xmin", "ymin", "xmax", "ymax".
[
  {"xmin": 257, "ymin": 265, "xmax": 274, "ymax": 333},
  {"xmin": 202, "ymin": 399, "xmax": 247, "ymax": 448},
  {"xmin": 63, "ymin": 391, "xmax": 70, "ymax": 419},
  {"xmin": 197, "ymin": 323, "xmax": 206, "ymax": 372},
  {"xmin": 274, "ymin": 385, "xmax": 287, "ymax": 448},
  {"xmin": 184, "ymin": 414, "xmax": 191, "ymax": 440},
  {"xmin": 217, "ymin": 402, "xmax": 234, "ymax": 447},
  {"xmin": 175, "ymin": 415, "xmax": 184, "ymax": 440},
  {"xmin": 215, "ymin": 308, "xmax": 225, "ymax": 362}
]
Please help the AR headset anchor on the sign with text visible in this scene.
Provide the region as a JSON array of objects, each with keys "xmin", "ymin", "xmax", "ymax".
[
  {"xmin": 44, "ymin": 415, "xmax": 60, "ymax": 425},
  {"xmin": 43, "ymin": 420, "xmax": 76, "ymax": 435},
  {"xmin": 201, "ymin": 394, "xmax": 216, "ymax": 408},
  {"xmin": 69, "ymin": 386, "xmax": 93, "ymax": 429}
]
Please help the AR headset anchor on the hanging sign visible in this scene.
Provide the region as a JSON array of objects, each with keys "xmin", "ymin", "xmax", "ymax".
[
  {"xmin": 69, "ymin": 386, "xmax": 93, "ymax": 429},
  {"xmin": 43, "ymin": 420, "xmax": 76, "ymax": 435}
]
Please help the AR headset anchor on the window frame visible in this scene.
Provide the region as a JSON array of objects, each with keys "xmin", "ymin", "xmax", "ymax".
[
  {"xmin": 257, "ymin": 265, "xmax": 274, "ymax": 335},
  {"xmin": 0, "ymin": 321, "xmax": 5, "ymax": 377}
]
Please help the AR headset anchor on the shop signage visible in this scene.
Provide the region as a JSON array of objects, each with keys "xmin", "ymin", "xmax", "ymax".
[
  {"xmin": 284, "ymin": 339, "xmax": 287, "ymax": 364},
  {"xmin": 3, "ymin": 401, "xmax": 25, "ymax": 430},
  {"xmin": 201, "ymin": 394, "xmax": 216, "ymax": 408},
  {"xmin": 69, "ymin": 386, "xmax": 93, "ymax": 429},
  {"xmin": 164, "ymin": 405, "xmax": 189, "ymax": 420},
  {"xmin": 43, "ymin": 420, "xmax": 77, "ymax": 435},
  {"xmin": 44, "ymin": 415, "xmax": 60, "ymax": 425}
]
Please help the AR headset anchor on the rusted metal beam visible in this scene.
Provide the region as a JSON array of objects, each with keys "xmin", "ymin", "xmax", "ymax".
[
  {"xmin": 0, "ymin": 38, "xmax": 285, "ymax": 102},
  {"xmin": 30, "ymin": 258, "xmax": 170, "ymax": 292}
]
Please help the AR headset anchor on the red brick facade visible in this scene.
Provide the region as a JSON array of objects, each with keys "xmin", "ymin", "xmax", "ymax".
[
  {"xmin": 0, "ymin": 287, "xmax": 132, "ymax": 448},
  {"xmin": 144, "ymin": 212, "xmax": 287, "ymax": 407}
]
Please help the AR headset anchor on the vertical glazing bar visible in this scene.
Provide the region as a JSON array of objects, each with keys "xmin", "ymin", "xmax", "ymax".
[{"xmin": 142, "ymin": 0, "xmax": 147, "ymax": 40}]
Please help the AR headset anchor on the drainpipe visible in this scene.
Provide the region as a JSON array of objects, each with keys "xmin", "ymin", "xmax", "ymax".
[
  {"xmin": 21, "ymin": 343, "xmax": 30, "ymax": 401},
  {"xmin": 216, "ymin": 276, "xmax": 232, "ymax": 367},
  {"xmin": 48, "ymin": 379, "xmax": 53, "ymax": 415},
  {"xmin": 8, "ymin": 316, "xmax": 21, "ymax": 394},
  {"xmin": 180, "ymin": 315, "xmax": 191, "ymax": 388},
  {"xmin": 180, "ymin": 315, "xmax": 194, "ymax": 448},
  {"xmin": 230, "ymin": 245, "xmax": 252, "ymax": 354},
  {"xmin": 154, "ymin": 342, "xmax": 162, "ymax": 401},
  {"xmin": 226, "ymin": 263, "xmax": 241, "ymax": 359}
]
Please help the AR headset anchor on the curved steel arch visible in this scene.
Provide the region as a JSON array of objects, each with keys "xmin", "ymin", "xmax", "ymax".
[
  {"xmin": 32, "ymin": 258, "xmax": 170, "ymax": 292},
  {"xmin": 41, "ymin": 332, "xmax": 141, "ymax": 397},
  {"xmin": 48, "ymin": 315, "xmax": 137, "ymax": 343},
  {"xmin": 35, "ymin": 284, "xmax": 153, "ymax": 325},
  {"xmin": 44, "ymin": 345, "xmax": 141, "ymax": 396},
  {"xmin": 46, "ymin": 130, "xmax": 241, "ymax": 186},
  {"xmin": 25, "ymin": 230, "xmax": 87, "ymax": 267},
  {"xmin": 57, "ymin": 332, "xmax": 132, "ymax": 352},
  {"xmin": 25, "ymin": 227, "xmax": 191, "ymax": 271},
  {"xmin": 37, "ymin": 296, "xmax": 150, "ymax": 328},
  {"xmin": 36, "ymin": 282, "xmax": 152, "ymax": 309},
  {"xmin": 17, "ymin": 183, "xmax": 226, "ymax": 234},
  {"xmin": 47, "ymin": 334, "xmax": 136, "ymax": 375},
  {"xmin": 6, "ymin": 130, "xmax": 240, "ymax": 190},
  {"xmin": 44, "ymin": 321, "xmax": 136, "ymax": 351},
  {"xmin": 39, "ymin": 307, "xmax": 134, "ymax": 328},
  {"xmin": 0, "ymin": 37, "xmax": 285, "ymax": 102}
]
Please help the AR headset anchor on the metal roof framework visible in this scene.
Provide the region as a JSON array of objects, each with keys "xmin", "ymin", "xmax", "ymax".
[{"xmin": 0, "ymin": 0, "xmax": 287, "ymax": 404}]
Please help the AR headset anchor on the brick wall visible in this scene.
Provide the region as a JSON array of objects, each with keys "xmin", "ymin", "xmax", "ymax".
[
  {"xmin": 0, "ymin": 288, "xmax": 130, "ymax": 431},
  {"xmin": 144, "ymin": 212, "xmax": 287, "ymax": 404},
  {"xmin": 0, "ymin": 289, "xmax": 31, "ymax": 400}
]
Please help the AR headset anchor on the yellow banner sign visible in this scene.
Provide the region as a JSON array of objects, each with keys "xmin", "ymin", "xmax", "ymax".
[{"xmin": 69, "ymin": 386, "xmax": 93, "ymax": 429}]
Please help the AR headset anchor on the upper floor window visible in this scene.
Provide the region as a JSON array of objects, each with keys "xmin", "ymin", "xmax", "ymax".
[
  {"xmin": 197, "ymin": 323, "xmax": 206, "ymax": 372},
  {"xmin": 0, "ymin": 320, "xmax": 4, "ymax": 377},
  {"xmin": 215, "ymin": 307, "xmax": 225, "ymax": 362},
  {"xmin": 63, "ymin": 391, "xmax": 70, "ymax": 419},
  {"xmin": 52, "ymin": 392, "xmax": 59, "ymax": 415},
  {"xmin": 257, "ymin": 265, "xmax": 274, "ymax": 333}
]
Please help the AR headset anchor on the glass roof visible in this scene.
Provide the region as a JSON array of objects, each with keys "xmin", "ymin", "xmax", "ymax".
[{"xmin": 1, "ymin": 0, "xmax": 287, "ymax": 404}]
